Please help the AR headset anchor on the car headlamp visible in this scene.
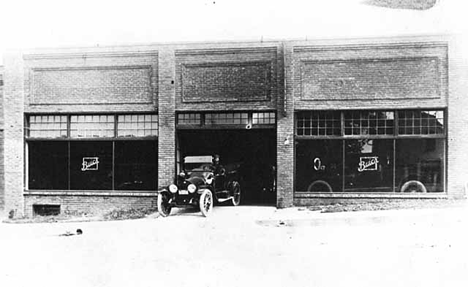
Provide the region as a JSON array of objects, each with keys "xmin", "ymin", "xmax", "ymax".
[
  {"xmin": 169, "ymin": 184, "xmax": 178, "ymax": 193},
  {"xmin": 187, "ymin": 184, "xmax": 197, "ymax": 193}
]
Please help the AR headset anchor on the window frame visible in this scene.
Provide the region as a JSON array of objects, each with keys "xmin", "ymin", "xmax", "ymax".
[
  {"xmin": 176, "ymin": 111, "xmax": 277, "ymax": 130},
  {"xmin": 294, "ymin": 109, "xmax": 447, "ymax": 194},
  {"xmin": 295, "ymin": 109, "xmax": 446, "ymax": 139},
  {"xmin": 25, "ymin": 113, "xmax": 158, "ymax": 192}
]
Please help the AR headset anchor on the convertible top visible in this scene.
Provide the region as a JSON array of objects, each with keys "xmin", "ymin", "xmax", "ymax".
[{"xmin": 184, "ymin": 155, "xmax": 213, "ymax": 164}]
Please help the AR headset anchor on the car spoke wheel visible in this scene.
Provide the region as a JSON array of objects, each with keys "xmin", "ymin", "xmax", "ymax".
[
  {"xmin": 157, "ymin": 192, "xmax": 172, "ymax": 217},
  {"xmin": 230, "ymin": 181, "xmax": 241, "ymax": 206},
  {"xmin": 199, "ymin": 189, "xmax": 213, "ymax": 217},
  {"xmin": 307, "ymin": 180, "xmax": 333, "ymax": 192},
  {"xmin": 400, "ymin": 180, "xmax": 427, "ymax": 193}
]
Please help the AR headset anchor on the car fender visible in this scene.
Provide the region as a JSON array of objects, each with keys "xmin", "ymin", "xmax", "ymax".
[
  {"xmin": 197, "ymin": 187, "xmax": 212, "ymax": 195},
  {"xmin": 158, "ymin": 189, "xmax": 172, "ymax": 197}
]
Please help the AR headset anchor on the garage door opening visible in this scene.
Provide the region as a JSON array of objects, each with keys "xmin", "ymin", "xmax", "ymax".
[{"xmin": 177, "ymin": 129, "xmax": 276, "ymax": 205}]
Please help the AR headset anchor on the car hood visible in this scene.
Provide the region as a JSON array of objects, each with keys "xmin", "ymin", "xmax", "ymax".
[
  {"xmin": 186, "ymin": 171, "xmax": 213, "ymax": 186},
  {"xmin": 187, "ymin": 176, "xmax": 206, "ymax": 186}
]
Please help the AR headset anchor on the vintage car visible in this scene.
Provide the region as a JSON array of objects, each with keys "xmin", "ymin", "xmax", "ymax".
[{"xmin": 157, "ymin": 155, "xmax": 242, "ymax": 217}]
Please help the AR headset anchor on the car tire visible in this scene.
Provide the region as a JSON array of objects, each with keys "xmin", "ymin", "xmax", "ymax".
[
  {"xmin": 157, "ymin": 192, "xmax": 172, "ymax": 217},
  {"xmin": 199, "ymin": 189, "xmax": 214, "ymax": 217},
  {"xmin": 230, "ymin": 181, "xmax": 241, "ymax": 206},
  {"xmin": 400, "ymin": 180, "xmax": 427, "ymax": 193},
  {"xmin": 307, "ymin": 180, "xmax": 333, "ymax": 192}
]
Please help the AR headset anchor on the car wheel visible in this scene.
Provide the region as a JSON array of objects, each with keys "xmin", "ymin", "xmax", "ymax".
[
  {"xmin": 230, "ymin": 181, "xmax": 241, "ymax": 206},
  {"xmin": 199, "ymin": 189, "xmax": 214, "ymax": 217},
  {"xmin": 400, "ymin": 180, "xmax": 427, "ymax": 193},
  {"xmin": 157, "ymin": 192, "xmax": 172, "ymax": 217},
  {"xmin": 307, "ymin": 180, "xmax": 333, "ymax": 192}
]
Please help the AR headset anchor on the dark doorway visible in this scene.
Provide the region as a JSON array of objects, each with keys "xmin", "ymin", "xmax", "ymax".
[{"xmin": 177, "ymin": 129, "xmax": 276, "ymax": 205}]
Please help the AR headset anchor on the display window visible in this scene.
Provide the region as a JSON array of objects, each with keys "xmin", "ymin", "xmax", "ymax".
[
  {"xmin": 26, "ymin": 114, "xmax": 158, "ymax": 191},
  {"xmin": 114, "ymin": 141, "xmax": 158, "ymax": 190},
  {"xmin": 295, "ymin": 110, "xmax": 446, "ymax": 194},
  {"xmin": 344, "ymin": 139, "xmax": 393, "ymax": 192},
  {"xmin": 70, "ymin": 141, "xmax": 113, "ymax": 190},
  {"xmin": 395, "ymin": 139, "xmax": 445, "ymax": 193},
  {"xmin": 295, "ymin": 140, "xmax": 342, "ymax": 192},
  {"xmin": 28, "ymin": 141, "xmax": 68, "ymax": 190}
]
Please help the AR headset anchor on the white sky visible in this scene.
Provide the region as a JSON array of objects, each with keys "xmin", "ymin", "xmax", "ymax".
[{"xmin": 0, "ymin": 0, "xmax": 466, "ymax": 64}]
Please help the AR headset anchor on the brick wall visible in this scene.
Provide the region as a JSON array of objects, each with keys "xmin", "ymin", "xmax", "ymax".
[
  {"xmin": 175, "ymin": 46, "xmax": 279, "ymax": 111},
  {"xmin": 293, "ymin": 42, "xmax": 448, "ymax": 110},
  {"xmin": 24, "ymin": 194, "xmax": 157, "ymax": 218},
  {"xmin": 31, "ymin": 66, "xmax": 153, "ymax": 105},
  {"xmin": 24, "ymin": 52, "xmax": 158, "ymax": 114},
  {"xmin": 3, "ymin": 53, "xmax": 25, "ymax": 218}
]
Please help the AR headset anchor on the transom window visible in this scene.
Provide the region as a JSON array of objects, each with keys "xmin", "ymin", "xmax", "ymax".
[
  {"xmin": 296, "ymin": 111, "xmax": 340, "ymax": 136},
  {"xmin": 28, "ymin": 115, "xmax": 68, "ymax": 138},
  {"xmin": 71, "ymin": 115, "xmax": 115, "ymax": 138},
  {"xmin": 205, "ymin": 113, "xmax": 249, "ymax": 125},
  {"xmin": 177, "ymin": 113, "xmax": 201, "ymax": 126},
  {"xmin": 296, "ymin": 110, "xmax": 445, "ymax": 137},
  {"xmin": 118, "ymin": 114, "xmax": 158, "ymax": 137},
  {"xmin": 398, "ymin": 110, "xmax": 445, "ymax": 135},
  {"xmin": 26, "ymin": 114, "xmax": 158, "ymax": 139},
  {"xmin": 252, "ymin": 112, "xmax": 276, "ymax": 125},
  {"xmin": 177, "ymin": 111, "xmax": 276, "ymax": 128},
  {"xmin": 344, "ymin": 111, "xmax": 394, "ymax": 136}
]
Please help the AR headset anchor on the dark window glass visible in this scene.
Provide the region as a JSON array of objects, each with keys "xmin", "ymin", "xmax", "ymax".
[
  {"xmin": 296, "ymin": 111, "xmax": 341, "ymax": 136},
  {"xmin": 114, "ymin": 141, "xmax": 158, "ymax": 190},
  {"xmin": 295, "ymin": 140, "xmax": 343, "ymax": 192},
  {"xmin": 28, "ymin": 142, "xmax": 68, "ymax": 189},
  {"xmin": 344, "ymin": 139, "xmax": 394, "ymax": 192},
  {"xmin": 395, "ymin": 139, "xmax": 444, "ymax": 193},
  {"xmin": 344, "ymin": 111, "xmax": 394, "ymax": 136},
  {"xmin": 398, "ymin": 110, "xmax": 444, "ymax": 135},
  {"xmin": 70, "ymin": 142, "xmax": 113, "ymax": 190}
]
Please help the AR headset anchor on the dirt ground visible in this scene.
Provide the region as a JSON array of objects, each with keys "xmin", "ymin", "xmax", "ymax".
[
  {"xmin": 4, "ymin": 198, "xmax": 466, "ymax": 224},
  {"xmin": 1, "ymin": 203, "xmax": 468, "ymax": 287}
]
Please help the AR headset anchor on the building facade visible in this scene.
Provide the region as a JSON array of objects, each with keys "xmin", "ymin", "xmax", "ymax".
[{"xmin": 1, "ymin": 35, "xmax": 467, "ymax": 218}]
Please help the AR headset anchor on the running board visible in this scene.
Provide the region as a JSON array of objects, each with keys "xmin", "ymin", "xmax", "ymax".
[{"xmin": 217, "ymin": 197, "xmax": 233, "ymax": 203}]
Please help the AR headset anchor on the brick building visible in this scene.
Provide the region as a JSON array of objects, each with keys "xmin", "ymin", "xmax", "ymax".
[{"xmin": 1, "ymin": 34, "xmax": 467, "ymax": 218}]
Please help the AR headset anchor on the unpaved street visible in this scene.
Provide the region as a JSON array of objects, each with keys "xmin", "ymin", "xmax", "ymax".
[{"xmin": 1, "ymin": 206, "xmax": 468, "ymax": 287}]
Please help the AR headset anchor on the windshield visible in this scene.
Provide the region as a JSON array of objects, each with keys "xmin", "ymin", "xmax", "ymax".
[{"xmin": 184, "ymin": 163, "xmax": 213, "ymax": 172}]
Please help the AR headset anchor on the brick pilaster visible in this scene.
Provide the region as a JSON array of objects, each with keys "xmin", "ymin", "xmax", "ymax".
[
  {"xmin": 2, "ymin": 52, "xmax": 25, "ymax": 218},
  {"xmin": 276, "ymin": 43, "xmax": 295, "ymax": 208},
  {"xmin": 158, "ymin": 48, "xmax": 176, "ymax": 189}
]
